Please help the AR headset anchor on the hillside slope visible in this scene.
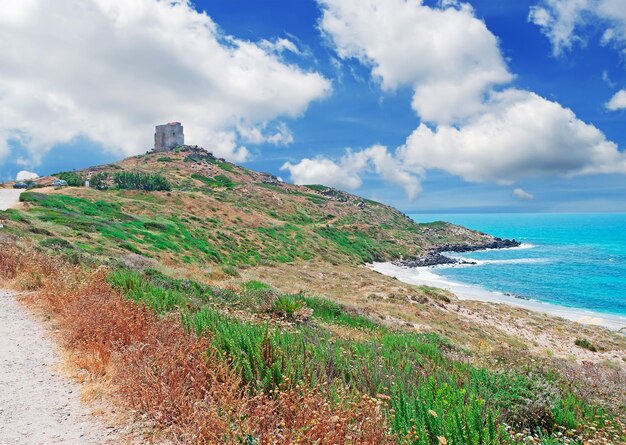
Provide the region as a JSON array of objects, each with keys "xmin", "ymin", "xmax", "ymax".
[
  {"xmin": 2, "ymin": 146, "xmax": 625, "ymax": 444},
  {"xmin": 2, "ymin": 145, "xmax": 496, "ymax": 268}
]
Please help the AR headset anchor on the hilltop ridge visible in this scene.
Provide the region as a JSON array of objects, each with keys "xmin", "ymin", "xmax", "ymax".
[{"xmin": 2, "ymin": 145, "xmax": 500, "ymax": 268}]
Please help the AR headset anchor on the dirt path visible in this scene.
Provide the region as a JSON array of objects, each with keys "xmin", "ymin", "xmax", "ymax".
[
  {"xmin": 0, "ymin": 290, "xmax": 117, "ymax": 445},
  {"xmin": 0, "ymin": 189, "xmax": 22, "ymax": 211}
]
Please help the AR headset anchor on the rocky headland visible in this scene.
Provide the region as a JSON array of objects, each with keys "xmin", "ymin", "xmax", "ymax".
[{"xmin": 393, "ymin": 237, "xmax": 521, "ymax": 268}]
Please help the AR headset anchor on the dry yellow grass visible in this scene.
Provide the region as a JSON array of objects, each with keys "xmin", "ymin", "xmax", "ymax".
[{"xmin": 0, "ymin": 243, "xmax": 394, "ymax": 444}]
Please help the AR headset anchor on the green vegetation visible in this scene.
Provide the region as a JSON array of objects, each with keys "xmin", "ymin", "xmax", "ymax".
[
  {"xmin": 56, "ymin": 171, "xmax": 84, "ymax": 186},
  {"xmin": 303, "ymin": 184, "xmax": 327, "ymax": 192},
  {"xmin": 4, "ymin": 149, "xmax": 495, "ymax": 269},
  {"xmin": 114, "ymin": 171, "xmax": 171, "ymax": 191},
  {"xmin": 191, "ymin": 173, "xmax": 236, "ymax": 189},
  {"xmin": 208, "ymin": 158, "xmax": 235, "ymax": 172},
  {"xmin": 3, "ymin": 148, "xmax": 623, "ymax": 443},
  {"xmin": 299, "ymin": 295, "xmax": 380, "ymax": 330},
  {"xmin": 89, "ymin": 172, "xmax": 109, "ymax": 190},
  {"xmin": 574, "ymin": 338, "xmax": 597, "ymax": 352},
  {"xmin": 106, "ymin": 269, "xmax": 617, "ymax": 444},
  {"xmin": 316, "ymin": 225, "xmax": 388, "ymax": 263},
  {"xmin": 16, "ymin": 192, "xmax": 220, "ymax": 262},
  {"xmin": 271, "ymin": 295, "xmax": 306, "ymax": 319}
]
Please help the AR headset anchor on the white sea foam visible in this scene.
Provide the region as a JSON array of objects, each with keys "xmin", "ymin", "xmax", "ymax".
[
  {"xmin": 446, "ymin": 257, "xmax": 550, "ymax": 266},
  {"xmin": 436, "ymin": 254, "xmax": 549, "ymax": 268},
  {"xmin": 369, "ymin": 262, "xmax": 626, "ymax": 330},
  {"xmin": 515, "ymin": 243, "xmax": 536, "ymax": 250},
  {"xmin": 456, "ymin": 242, "xmax": 537, "ymax": 253}
]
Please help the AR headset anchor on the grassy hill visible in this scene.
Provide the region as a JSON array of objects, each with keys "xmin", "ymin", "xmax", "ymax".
[
  {"xmin": 2, "ymin": 145, "xmax": 493, "ymax": 269},
  {"xmin": 2, "ymin": 146, "xmax": 624, "ymax": 444}
]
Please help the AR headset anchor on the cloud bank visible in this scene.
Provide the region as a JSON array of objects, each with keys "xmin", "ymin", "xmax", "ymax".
[
  {"xmin": 0, "ymin": 0, "xmax": 331, "ymax": 166},
  {"xmin": 282, "ymin": 0, "xmax": 626, "ymax": 201}
]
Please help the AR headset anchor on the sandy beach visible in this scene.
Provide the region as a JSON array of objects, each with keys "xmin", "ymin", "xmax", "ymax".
[{"xmin": 370, "ymin": 261, "xmax": 626, "ymax": 331}]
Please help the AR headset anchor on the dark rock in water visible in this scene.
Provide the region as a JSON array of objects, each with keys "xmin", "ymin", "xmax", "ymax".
[
  {"xmin": 393, "ymin": 237, "xmax": 520, "ymax": 268},
  {"xmin": 430, "ymin": 237, "xmax": 521, "ymax": 254},
  {"xmin": 395, "ymin": 253, "xmax": 476, "ymax": 268}
]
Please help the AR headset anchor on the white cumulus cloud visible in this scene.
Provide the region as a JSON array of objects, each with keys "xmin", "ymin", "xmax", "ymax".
[
  {"xmin": 15, "ymin": 170, "xmax": 39, "ymax": 181},
  {"xmin": 282, "ymin": 145, "xmax": 422, "ymax": 200},
  {"xmin": 237, "ymin": 122, "xmax": 294, "ymax": 147},
  {"xmin": 0, "ymin": 0, "xmax": 331, "ymax": 166},
  {"xmin": 305, "ymin": 0, "xmax": 626, "ymax": 200},
  {"xmin": 529, "ymin": 0, "xmax": 626, "ymax": 56},
  {"xmin": 606, "ymin": 89, "xmax": 626, "ymax": 110},
  {"xmin": 318, "ymin": 0, "xmax": 512, "ymax": 125},
  {"xmin": 513, "ymin": 188, "xmax": 535, "ymax": 200},
  {"xmin": 398, "ymin": 89, "xmax": 626, "ymax": 183},
  {"xmin": 281, "ymin": 157, "xmax": 362, "ymax": 190}
]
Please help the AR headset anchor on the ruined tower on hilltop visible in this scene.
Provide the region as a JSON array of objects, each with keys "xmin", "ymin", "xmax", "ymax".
[{"xmin": 154, "ymin": 122, "xmax": 184, "ymax": 151}]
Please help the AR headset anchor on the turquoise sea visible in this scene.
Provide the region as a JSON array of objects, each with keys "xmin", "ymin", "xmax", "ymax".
[{"xmin": 409, "ymin": 213, "xmax": 626, "ymax": 317}]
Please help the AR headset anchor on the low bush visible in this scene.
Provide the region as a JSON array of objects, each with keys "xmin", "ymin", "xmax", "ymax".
[
  {"xmin": 56, "ymin": 171, "xmax": 84, "ymax": 186},
  {"xmin": 89, "ymin": 172, "xmax": 109, "ymax": 190},
  {"xmin": 113, "ymin": 171, "xmax": 171, "ymax": 191},
  {"xmin": 39, "ymin": 237, "xmax": 72, "ymax": 249},
  {"xmin": 575, "ymin": 338, "xmax": 597, "ymax": 352},
  {"xmin": 271, "ymin": 295, "xmax": 306, "ymax": 319},
  {"xmin": 221, "ymin": 264, "xmax": 239, "ymax": 277},
  {"xmin": 191, "ymin": 173, "xmax": 235, "ymax": 189},
  {"xmin": 301, "ymin": 295, "xmax": 380, "ymax": 331}
]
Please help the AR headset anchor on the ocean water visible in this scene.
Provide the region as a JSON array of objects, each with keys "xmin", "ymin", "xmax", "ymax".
[{"xmin": 409, "ymin": 213, "xmax": 626, "ymax": 317}]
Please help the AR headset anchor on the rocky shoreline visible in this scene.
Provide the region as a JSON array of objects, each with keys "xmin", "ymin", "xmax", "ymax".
[{"xmin": 393, "ymin": 237, "xmax": 521, "ymax": 268}]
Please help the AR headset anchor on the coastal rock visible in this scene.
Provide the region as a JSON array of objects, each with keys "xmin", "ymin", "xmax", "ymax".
[
  {"xmin": 431, "ymin": 237, "xmax": 521, "ymax": 254},
  {"xmin": 393, "ymin": 237, "xmax": 520, "ymax": 268}
]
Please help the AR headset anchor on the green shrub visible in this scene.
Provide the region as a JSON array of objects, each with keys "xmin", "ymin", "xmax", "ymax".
[
  {"xmin": 222, "ymin": 264, "xmax": 239, "ymax": 277},
  {"xmin": 271, "ymin": 295, "xmax": 306, "ymax": 319},
  {"xmin": 301, "ymin": 295, "xmax": 379, "ymax": 331},
  {"xmin": 208, "ymin": 158, "xmax": 235, "ymax": 172},
  {"xmin": 107, "ymin": 269, "xmax": 185, "ymax": 314},
  {"xmin": 89, "ymin": 172, "xmax": 109, "ymax": 190},
  {"xmin": 56, "ymin": 171, "xmax": 84, "ymax": 186},
  {"xmin": 574, "ymin": 338, "xmax": 597, "ymax": 352},
  {"xmin": 39, "ymin": 237, "xmax": 72, "ymax": 249},
  {"xmin": 191, "ymin": 173, "xmax": 235, "ymax": 189},
  {"xmin": 113, "ymin": 171, "xmax": 171, "ymax": 191},
  {"xmin": 241, "ymin": 280, "xmax": 272, "ymax": 292}
]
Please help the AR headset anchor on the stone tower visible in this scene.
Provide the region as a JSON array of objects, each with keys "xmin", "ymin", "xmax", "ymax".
[{"xmin": 154, "ymin": 122, "xmax": 184, "ymax": 151}]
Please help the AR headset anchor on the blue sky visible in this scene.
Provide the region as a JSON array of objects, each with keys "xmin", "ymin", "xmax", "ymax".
[{"xmin": 1, "ymin": 0, "xmax": 625, "ymax": 212}]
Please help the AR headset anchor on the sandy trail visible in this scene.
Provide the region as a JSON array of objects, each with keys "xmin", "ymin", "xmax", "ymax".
[
  {"xmin": 0, "ymin": 189, "xmax": 22, "ymax": 211},
  {"xmin": 0, "ymin": 290, "xmax": 116, "ymax": 445}
]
